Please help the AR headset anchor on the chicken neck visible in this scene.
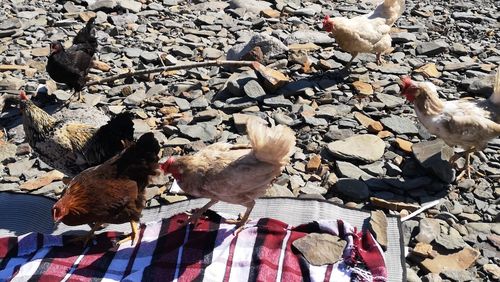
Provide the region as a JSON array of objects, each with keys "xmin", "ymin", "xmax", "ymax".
[
  {"xmin": 22, "ymin": 102, "xmax": 57, "ymax": 142},
  {"xmin": 413, "ymin": 88, "xmax": 445, "ymax": 117}
]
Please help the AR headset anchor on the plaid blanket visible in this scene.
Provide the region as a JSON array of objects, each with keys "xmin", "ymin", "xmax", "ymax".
[{"xmin": 0, "ymin": 212, "xmax": 386, "ymax": 281}]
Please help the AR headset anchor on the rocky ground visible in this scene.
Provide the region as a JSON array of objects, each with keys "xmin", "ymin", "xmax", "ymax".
[{"xmin": 0, "ymin": 0, "xmax": 499, "ymax": 280}]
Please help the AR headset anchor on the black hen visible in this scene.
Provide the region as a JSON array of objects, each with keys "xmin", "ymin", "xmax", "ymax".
[{"xmin": 46, "ymin": 17, "xmax": 97, "ymax": 102}]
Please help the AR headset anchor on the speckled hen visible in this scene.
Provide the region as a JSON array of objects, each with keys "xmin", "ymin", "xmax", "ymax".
[{"xmin": 19, "ymin": 91, "xmax": 134, "ymax": 177}]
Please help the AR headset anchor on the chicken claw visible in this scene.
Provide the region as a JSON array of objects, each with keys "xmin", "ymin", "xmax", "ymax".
[
  {"xmin": 181, "ymin": 199, "xmax": 219, "ymax": 227},
  {"xmin": 116, "ymin": 221, "xmax": 140, "ymax": 246},
  {"xmin": 224, "ymin": 200, "xmax": 255, "ymax": 236},
  {"xmin": 376, "ymin": 53, "xmax": 386, "ymax": 65}
]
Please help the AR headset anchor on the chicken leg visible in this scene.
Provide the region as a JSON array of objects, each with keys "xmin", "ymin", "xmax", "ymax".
[
  {"xmin": 117, "ymin": 220, "xmax": 140, "ymax": 246},
  {"xmin": 376, "ymin": 53, "xmax": 386, "ymax": 65},
  {"xmin": 346, "ymin": 52, "xmax": 358, "ymax": 69},
  {"xmin": 224, "ymin": 200, "xmax": 255, "ymax": 235},
  {"xmin": 183, "ymin": 199, "xmax": 219, "ymax": 226},
  {"xmin": 68, "ymin": 221, "xmax": 103, "ymax": 246}
]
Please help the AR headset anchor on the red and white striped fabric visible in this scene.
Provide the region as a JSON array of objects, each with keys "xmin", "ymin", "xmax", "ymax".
[{"xmin": 0, "ymin": 213, "xmax": 386, "ymax": 281}]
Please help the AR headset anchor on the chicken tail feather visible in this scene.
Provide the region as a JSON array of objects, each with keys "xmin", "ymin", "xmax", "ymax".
[
  {"xmin": 489, "ymin": 66, "xmax": 500, "ymax": 106},
  {"xmin": 84, "ymin": 112, "xmax": 134, "ymax": 166},
  {"xmin": 115, "ymin": 132, "xmax": 160, "ymax": 189},
  {"xmin": 246, "ymin": 119, "xmax": 296, "ymax": 166},
  {"xmin": 72, "ymin": 16, "xmax": 97, "ymax": 53}
]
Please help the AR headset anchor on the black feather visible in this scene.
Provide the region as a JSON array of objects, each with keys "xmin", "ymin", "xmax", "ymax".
[
  {"xmin": 83, "ymin": 112, "xmax": 135, "ymax": 167},
  {"xmin": 46, "ymin": 17, "xmax": 97, "ymax": 92},
  {"xmin": 115, "ymin": 132, "xmax": 161, "ymax": 190}
]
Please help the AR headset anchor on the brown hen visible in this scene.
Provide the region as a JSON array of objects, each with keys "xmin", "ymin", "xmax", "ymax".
[{"xmin": 52, "ymin": 132, "xmax": 160, "ymax": 246}]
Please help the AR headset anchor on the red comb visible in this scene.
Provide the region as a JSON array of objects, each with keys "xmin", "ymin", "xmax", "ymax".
[
  {"xmin": 401, "ymin": 76, "xmax": 413, "ymax": 89},
  {"xmin": 160, "ymin": 157, "xmax": 175, "ymax": 173},
  {"xmin": 19, "ymin": 90, "xmax": 28, "ymax": 101},
  {"xmin": 322, "ymin": 15, "xmax": 330, "ymax": 24}
]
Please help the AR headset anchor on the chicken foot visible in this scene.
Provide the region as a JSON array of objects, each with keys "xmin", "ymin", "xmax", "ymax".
[
  {"xmin": 449, "ymin": 148, "xmax": 485, "ymax": 180},
  {"xmin": 345, "ymin": 53, "xmax": 358, "ymax": 69},
  {"xmin": 224, "ymin": 200, "xmax": 255, "ymax": 235},
  {"xmin": 116, "ymin": 220, "xmax": 140, "ymax": 246},
  {"xmin": 68, "ymin": 221, "xmax": 103, "ymax": 246},
  {"xmin": 65, "ymin": 90, "xmax": 85, "ymax": 106},
  {"xmin": 183, "ymin": 199, "xmax": 219, "ymax": 227},
  {"xmin": 376, "ymin": 53, "xmax": 386, "ymax": 65}
]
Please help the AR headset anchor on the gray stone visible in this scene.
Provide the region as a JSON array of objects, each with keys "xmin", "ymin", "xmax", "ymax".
[
  {"xmin": 124, "ymin": 89, "xmax": 147, "ymax": 105},
  {"xmin": 406, "ymin": 268, "xmax": 422, "ymax": 282},
  {"xmin": 416, "ymin": 41, "xmax": 449, "ymax": 56},
  {"xmin": 285, "ymin": 30, "xmax": 335, "ymax": 45},
  {"xmin": 391, "ymin": 32, "xmax": 417, "ymax": 43},
  {"xmin": 327, "ymin": 134, "xmax": 385, "ymax": 163},
  {"xmin": 435, "ymin": 233, "xmax": 467, "ymax": 251},
  {"xmin": 140, "ymin": 51, "xmax": 157, "ymax": 63},
  {"xmin": 335, "ymin": 178, "xmax": 370, "ymax": 201},
  {"xmin": 0, "ymin": 142, "xmax": 17, "ymax": 163},
  {"xmin": 378, "ymin": 64, "xmax": 412, "ymax": 75},
  {"xmin": 380, "ymin": 116, "xmax": 419, "ymax": 134},
  {"xmin": 265, "ymin": 184, "xmax": 294, "ymax": 197},
  {"xmin": 177, "ymin": 123, "xmax": 218, "ymax": 142},
  {"xmin": 243, "ymin": 80, "xmax": 267, "ymax": 100},
  {"xmin": 117, "ymin": 0, "xmax": 142, "ymax": 12},
  {"xmin": 7, "ymin": 158, "xmax": 36, "ymax": 177},
  {"xmin": 89, "ymin": 0, "xmax": 117, "ymax": 10},
  {"xmin": 412, "ymin": 140, "xmax": 455, "ymax": 183},
  {"xmin": 263, "ymin": 95, "xmax": 294, "ymax": 109},
  {"xmin": 466, "ymin": 74, "xmax": 495, "ymax": 97},
  {"xmin": 229, "ymin": 0, "xmax": 272, "ymax": 14},
  {"xmin": 174, "ymin": 97, "xmax": 191, "ymax": 111},
  {"xmin": 376, "ymin": 93, "xmax": 404, "ymax": 108},
  {"xmin": 227, "ymin": 33, "xmax": 288, "ymax": 62},
  {"xmin": 336, "ymin": 161, "xmax": 373, "ymax": 180},
  {"xmin": 441, "ymin": 270, "xmax": 475, "ymax": 282},
  {"xmin": 416, "ymin": 218, "xmax": 441, "ymax": 244},
  {"xmin": 202, "ymin": 48, "xmax": 223, "ymax": 59},
  {"xmin": 124, "ymin": 47, "xmax": 142, "ymax": 58},
  {"xmin": 170, "ymin": 45, "xmax": 193, "ymax": 57}
]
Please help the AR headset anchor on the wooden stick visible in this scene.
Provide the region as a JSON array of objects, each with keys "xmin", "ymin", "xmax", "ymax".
[{"xmin": 86, "ymin": 60, "xmax": 257, "ymax": 86}]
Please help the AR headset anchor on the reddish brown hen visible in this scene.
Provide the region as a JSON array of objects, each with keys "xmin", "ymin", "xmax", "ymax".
[
  {"xmin": 160, "ymin": 118, "xmax": 295, "ymax": 232},
  {"xmin": 52, "ymin": 132, "xmax": 160, "ymax": 246}
]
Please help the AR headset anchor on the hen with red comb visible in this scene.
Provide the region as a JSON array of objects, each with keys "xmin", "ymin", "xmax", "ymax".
[
  {"xmin": 321, "ymin": 0, "xmax": 405, "ymax": 67},
  {"xmin": 401, "ymin": 67, "xmax": 500, "ymax": 180}
]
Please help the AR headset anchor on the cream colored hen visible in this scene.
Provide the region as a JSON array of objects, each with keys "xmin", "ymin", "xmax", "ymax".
[
  {"xmin": 323, "ymin": 0, "xmax": 405, "ymax": 67},
  {"xmin": 401, "ymin": 67, "xmax": 500, "ymax": 179},
  {"xmin": 160, "ymin": 118, "xmax": 296, "ymax": 231}
]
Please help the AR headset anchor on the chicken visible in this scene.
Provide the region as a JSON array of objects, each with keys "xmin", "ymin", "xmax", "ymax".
[
  {"xmin": 46, "ymin": 17, "xmax": 97, "ymax": 102},
  {"xmin": 19, "ymin": 90, "xmax": 134, "ymax": 177},
  {"xmin": 160, "ymin": 118, "xmax": 296, "ymax": 232},
  {"xmin": 52, "ymin": 132, "xmax": 160, "ymax": 246},
  {"xmin": 322, "ymin": 0, "xmax": 405, "ymax": 67},
  {"xmin": 400, "ymin": 68, "xmax": 500, "ymax": 179}
]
